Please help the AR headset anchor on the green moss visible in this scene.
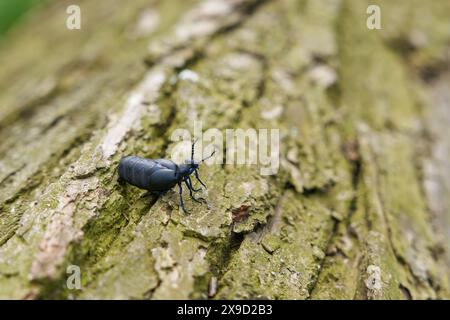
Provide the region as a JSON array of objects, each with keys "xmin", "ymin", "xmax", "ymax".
[{"xmin": 0, "ymin": 0, "xmax": 449, "ymax": 299}]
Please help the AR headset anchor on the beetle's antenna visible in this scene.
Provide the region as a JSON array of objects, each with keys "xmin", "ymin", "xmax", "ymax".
[
  {"xmin": 201, "ymin": 150, "xmax": 216, "ymax": 162},
  {"xmin": 191, "ymin": 138, "xmax": 199, "ymax": 162}
]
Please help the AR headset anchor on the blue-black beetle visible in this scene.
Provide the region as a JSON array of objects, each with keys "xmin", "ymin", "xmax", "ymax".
[{"xmin": 118, "ymin": 140, "xmax": 214, "ymax": 213}]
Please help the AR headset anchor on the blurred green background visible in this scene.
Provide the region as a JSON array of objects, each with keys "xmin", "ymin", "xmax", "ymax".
[{"xmin": 0, "ymin": 0, "xmax": 43, "ymax": 35}]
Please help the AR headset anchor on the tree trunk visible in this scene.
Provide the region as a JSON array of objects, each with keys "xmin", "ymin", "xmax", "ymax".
[{"xmin": 0, "ymin": 0, "xmax": 449, "ymax": 299}]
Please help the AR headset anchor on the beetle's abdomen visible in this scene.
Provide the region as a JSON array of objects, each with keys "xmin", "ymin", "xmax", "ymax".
[{"xmin": 118, "ymin": 156, "xmax": 159, "ymax": 190}]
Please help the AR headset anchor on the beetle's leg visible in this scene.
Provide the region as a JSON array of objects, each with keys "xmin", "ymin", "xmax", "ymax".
[
  {"xmin": 184, "ymin": 179, "xmax": 202, "ymax": 203},
  {"xmin": 178, "ymin": 182, "xmax": 188, "ymax": 214},
  {"xmin": 188, "ymin": 176, "xmax": 202, "ymax": 192},
  {"xmin": 194, "ymin": 169, "xmax": 207, "ymax": 189},
  {"xmin": 185, "ymin": 178, "xmax": 206, "ymax": 204}
]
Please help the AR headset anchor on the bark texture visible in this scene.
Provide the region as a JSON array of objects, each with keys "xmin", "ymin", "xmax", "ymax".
[{"xmin": 0, "ymin": 0, "xmax": 449, "ymax": 299}]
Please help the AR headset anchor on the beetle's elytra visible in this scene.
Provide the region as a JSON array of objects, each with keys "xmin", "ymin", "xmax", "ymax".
[{"xmin": 118, "ymin": 140, "xmax": 214, "ymax": 213}]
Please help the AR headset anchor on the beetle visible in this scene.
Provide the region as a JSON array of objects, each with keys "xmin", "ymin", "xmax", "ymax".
[{"xmin": 118, "ymin": 140, "xmax": 214, "ymax": 213}]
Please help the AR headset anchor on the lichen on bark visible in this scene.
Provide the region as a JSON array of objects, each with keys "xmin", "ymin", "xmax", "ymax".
[{"xmin": 0, "ymin": 0, "xmax": 449, "ymax": 299}]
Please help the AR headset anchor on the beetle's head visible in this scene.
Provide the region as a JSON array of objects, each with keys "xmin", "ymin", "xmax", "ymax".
[
  {"xmin": 176, "ymin": 160, "xmax": 196, "ymax": 177},
  {"xmin": 179, "ymin": 139, "xmax": 215, "ymax": 177},
  {"xmin": 184, "ymin": 159, "xmax": 200, "ymax": 169}
]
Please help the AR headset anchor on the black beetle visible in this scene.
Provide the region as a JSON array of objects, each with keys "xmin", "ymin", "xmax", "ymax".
[{"xmin": 118, "ymin": 140, "xmax": 214, "ymax": 213}]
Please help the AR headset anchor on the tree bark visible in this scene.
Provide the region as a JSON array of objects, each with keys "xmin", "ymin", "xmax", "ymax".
[{"xmin": 0, "ymin": 0, "xmax": 449, "ymax": 299}]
